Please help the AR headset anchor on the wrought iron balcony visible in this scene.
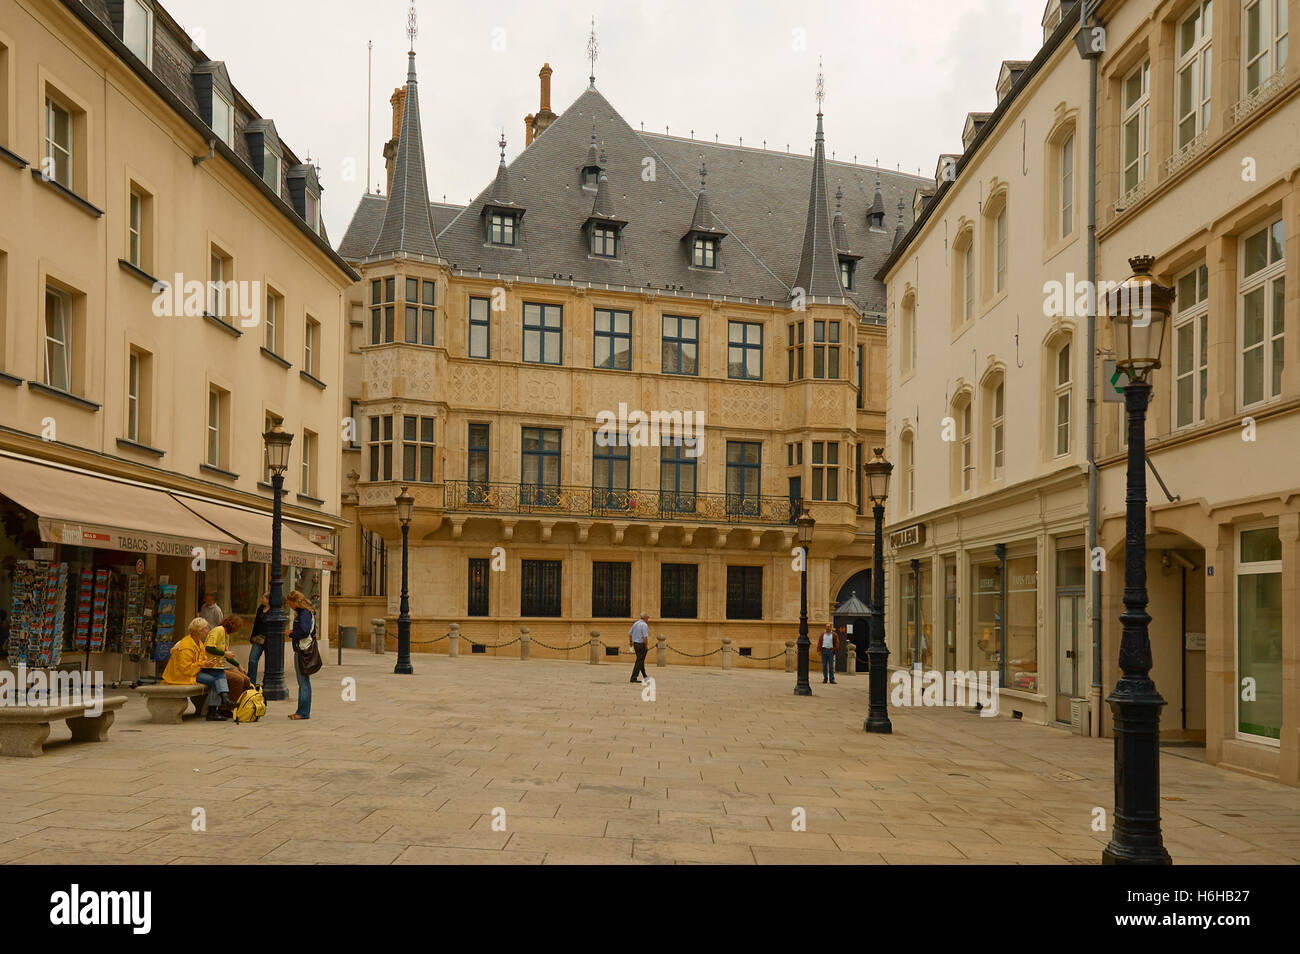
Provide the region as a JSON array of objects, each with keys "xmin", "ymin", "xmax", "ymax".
[{"xmin": 444, "ymin": 480, "xmax": 797, "ymax": 526}]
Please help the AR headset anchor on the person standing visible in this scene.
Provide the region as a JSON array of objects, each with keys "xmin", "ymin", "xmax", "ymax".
[
  {"xmin": 198, "ymin": 590, "xmax": 224, "ymax": 629},
  {"xmin": 287, "ymin": 590, "xmax": 314, "ymax": 720},
  {"xmin": 818, "ymin": 622, "xmax": 839, "ymax": 684},
  {"xmin": 247, "ymin": 592, "xmax": 271, "ymax": 684},
  {"xmin": 628, "ymin": 612, "xmax": 650, "ymax": 684}
]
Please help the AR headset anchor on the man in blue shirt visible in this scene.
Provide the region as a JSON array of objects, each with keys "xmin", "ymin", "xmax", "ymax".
[{"xmin": 628, "ymin": 613, "xmax": 650, "ymax": 683}]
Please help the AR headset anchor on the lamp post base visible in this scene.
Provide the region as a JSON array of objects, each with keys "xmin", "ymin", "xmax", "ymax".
[
  {"xmin": 1102, "ymin": 677, "xmax": 1171, "ymax": 865},
  {"xmin": 864, "ymin": 646, "xmax": 892, "ymax": 733},
  {"xmin": 394, "ymin": 662, "xmax": 413, "ymax": 675}
]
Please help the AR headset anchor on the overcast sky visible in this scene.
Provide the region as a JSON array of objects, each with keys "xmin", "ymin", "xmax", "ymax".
[{"xmin": 161, "ymin": 0, "xmax": 1047, "ymax": 243}]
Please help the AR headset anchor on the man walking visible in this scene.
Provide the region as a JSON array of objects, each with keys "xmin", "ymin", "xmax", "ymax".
[
  {"xmin": 818, "ymin": 622, "xmax": 839, "ymax": 684},
  {"xmin": 628, "ymin": 612, "xmax": 650, "ymax": 684}
]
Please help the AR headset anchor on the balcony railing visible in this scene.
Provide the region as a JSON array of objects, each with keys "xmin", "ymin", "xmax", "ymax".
[{"xmin": 445, "ymin": 480, "xmax": 797, "ymax": 526}]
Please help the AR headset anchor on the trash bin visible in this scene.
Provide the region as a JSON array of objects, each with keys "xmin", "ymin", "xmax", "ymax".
[{"xmin": 339, "ymin": 625, "xmax": 357, "ymax": 649}]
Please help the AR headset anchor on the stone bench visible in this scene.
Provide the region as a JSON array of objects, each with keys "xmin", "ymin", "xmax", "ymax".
[
  {"xmin": 136, "ymin": 684, "xmax": 209, "ymax": 724},
  {"xmin": 0, "ymin": 696, "xmax": 129, "ymax": 757}
]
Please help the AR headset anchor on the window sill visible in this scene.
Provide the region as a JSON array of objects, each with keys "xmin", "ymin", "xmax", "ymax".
[
  {"xmin": 0, "ymin": 145, "xmax": 29, "ymax": 170},
  {"xmin": 200, "ymin": 462, "xmax": 239, "ymax": 480},
  {"xmin": 203, "ymin": 312, "xmax": 243, "ymax": 337},
  {"xmin": 296, "ymin": 493, "xmax": 325, "ymax": 506},
  {"xmin": 116, "ymin": 437, "xmax": 165, "ymax": 458},
  {"xmin": 261, "ymin": 347, "xmax": 291, "ymax": 369},
  {"xmin": 30, "ymin": 168, "xmax": 104, "ymax": 217},
  {"xmin": 0, "ymin": 370, "xmax": 22, "ymax": 387},
  {"xmin": 257, "ymin": 480, "xmax": 287, "ymax": 494},
  {"xmin": 118, "ymin": 258, "xmax": 165, "ymax": 290},
  {"xmin": 300, "ymin": 370, "xmax": 326, "ymax": 390},
  {"xmin": 26, "ymin": 381, "xmax": 101, "ymax": 411}
]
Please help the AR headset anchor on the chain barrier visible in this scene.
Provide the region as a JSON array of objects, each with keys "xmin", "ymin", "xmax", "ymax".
[
  {"xmin": 734, "ymin": 649, "xmax": 787, "ymax": 662},
  {"xmin": 528, "ymin": 638, "xmax": 590, "ymax": 652},
  {"xmin": 666, "ymin": 644, "xmax": 724, "ymax": 658}
]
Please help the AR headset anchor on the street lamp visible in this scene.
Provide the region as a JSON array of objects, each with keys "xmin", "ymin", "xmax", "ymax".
[
  {"xmin": 261, "ymin": 422, "xmax": 294, "ymax": 702},
  {"xmin": 794, "ymin": 507, "xmax": 815, "ymax": 696},
  {"xmin": 394, "ymin": 486, "xmax": 414, "ymax": 675},
  {"xmin": 1102, "ymin": 254, "xmax": 1173, "ymax": 866},
  {"xmin": 863, "ymin": 447, "xmax": 893, "ymax": 733}
]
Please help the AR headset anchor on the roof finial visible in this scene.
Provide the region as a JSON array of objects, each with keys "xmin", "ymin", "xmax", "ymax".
[
  {"xmin": 699, "ymin": 159, "xmax": 707, "ymax": 193},
  {"xmin": 498, "ymin": 130, "xmax": 507, "ymax": 164},
  {"xmin": 586, "ymin": 16, "xmax": 598, "ymax": 89},
  {"xmin": 835, "ymin": 185, "xmax": 843, "ymax": 213},
  {"xmin": 406, "ymin": 1, "xmax": 417, "ymax": 53},
  {"xmin": 815, "ymin": 55, "xmax": 825, "ymax": 115}
]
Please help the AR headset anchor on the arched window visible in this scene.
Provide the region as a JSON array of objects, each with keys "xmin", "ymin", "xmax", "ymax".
[
  {"xmin": 981, "ymin": 370, "xmax": 1006, "ymax": 481},
  {"xmin": 982, "ymin": 189, "xmax": 1008, "ymax": 299},
  {"xmin": 950, "ymin": 391, "xmax": 974, "ymax": 495},
  {"xmin": 1053, "ymin": 337, "xmax": 1073, "ymax": 457},
  {"xmin": 951, "ymin": 226, "xmax": 974, "ymax": 330},
  {"xmin": 900, "ymin": 429, "xmax": 915, "ymax": 513},
  {"xmin": 900, "ymin": 291, "xmax": 917, "ymax": 375}
]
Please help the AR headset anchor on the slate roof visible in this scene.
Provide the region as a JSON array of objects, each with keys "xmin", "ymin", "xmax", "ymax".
[
  {"xmin": 339, "ymin": 82, "xmax": 928, "ymax": 316},
  {"xmin": 370, "ymin": 52, "xmax": 440, "ymax": 258}
]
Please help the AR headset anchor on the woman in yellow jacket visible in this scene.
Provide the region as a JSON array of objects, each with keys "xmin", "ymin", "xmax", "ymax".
[{"xmin": 163, "ymin": 617, "xmax": 235, "ymax": 721}]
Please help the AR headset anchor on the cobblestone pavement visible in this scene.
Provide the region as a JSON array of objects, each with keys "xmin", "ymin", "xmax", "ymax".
[{"xmin": 1, "ymin": 652, "xmax": 1296, "ymax": 865}]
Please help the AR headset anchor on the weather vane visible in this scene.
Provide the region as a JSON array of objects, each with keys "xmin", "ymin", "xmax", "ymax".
[
  {"xmin": 699, "ymin": 159, "xmax": 707, "ymax": 192},
  {"xmin": 407, "ymin": 2, "xmax": 418, "ymax": 52},
  {"xmin": 498, "ymin": 131, "xmax": 507, "ymax": 163},
  {"xmin": 587, "ymin": 16, "xmax": 598, "ymax": 88},
  {"xmin": 815, "ymin": 56, "xmax": 824, "ymax": 113}
]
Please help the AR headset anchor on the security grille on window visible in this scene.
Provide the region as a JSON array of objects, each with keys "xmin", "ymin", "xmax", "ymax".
[
  {"xmin": 725, "ymin": 565, "xmax": 762, "ymax": 620},
  {"xmin": 660, "ymin": 563, "xmax": 698, "ymax": 619},
  {"xmin": 402, "ymin": 415, "xmax": 435, "ymax": 483},
  {"xmin": 592, "ymin": 562, "xmax": 631, "ymax": 618},
  {"xmin": 468, "ymin": 558, "xmax": 490, "ymax": 616},
  {"xmin": 521, "ymin": 559, "xmax": 562, "ymax": 617},
  {"xmin": 594, "ymin": 308, "xmax": 632, "ymax": 370},
  {"xmin": 370, "ymin": 276, "xmax": 396, "ymax": 344},
  {"xmin": 368, "ymin": 414, "xmax": 394, "ymax": 481}
]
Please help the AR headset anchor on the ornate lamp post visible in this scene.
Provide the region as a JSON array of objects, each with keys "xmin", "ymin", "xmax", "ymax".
[
  {"xmin": 794, "ymin": 508, "xmax": 815, "ymax": 696},
  {"xmin": 261, "ymin": 423, "xmax": 294, "ymax": 701},
  {"xmin": 1102, "ymin": 254, "xmax": 1173, "ymax": 865},
  {"xmin": 863, "ymin": 448, "xmax": 893, "ymax": 733},
  {"xmin": 394, "ymin": 486, "xmax": 414, "ymax": 675}
]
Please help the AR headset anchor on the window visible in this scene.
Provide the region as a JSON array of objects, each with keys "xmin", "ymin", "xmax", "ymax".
[
  {"xmin": 900, "ymin": 431, "xmax": 915, "ymax": 513},
  {"xmin": 900, "ymin": 295, "xmax": 916, "ymax": 375},
  {"xmin": 1055, "ymin": 340, "xmax": 1073, "ymax": 456},
  {"xmin": 1243, "ymin": 0, "xmax": 1289, "ymax": 96},
  {"xmin": 1237, "ymin": 525, "xmax": 1282, "ymax": 740},
  {"xmin": 590, "ymin": 225, "xmax": 618, "ymax": 257},
  {"xmin": 994, "ymin": 205, "xmax": 1007, "ymax": 294},
  {"xmin": 304, "ymin": 189, "xmax": 320, "ymax": 233},
  {"xmin": 727, "ymin": 321, "xmax": 762, "ymax": 380},
  {"xmin": 44, "ymin": 97, "xmax": 72, "ymax": 188},
  {"xmin": 262, "ymin": 148, "xmax": 280, "ymax": 193},
  {"xmin": 126, "ymin": 348, "xmax": 151, "ymax": 444},
  {"xmin": 594, "ymin": 308, "xmax": 632, "ymax": 370},
  {"xmin": 468, "ymin": 558, "xmax": 490, "ymax": 616},
  {"xmin": 787, "ymin": 321, "xmax": 805, "ymax": 381},
  {"xmin": 811, "ymin": 441, "xmax": 839, "ymax": 501},
  {"xmin": 521, "ymin": 559, "xmax": 562, "ymax": 616},
  {"xmin": 726, "ymin": 441, "xmax": 761, "ymax": 514},
  {"xmin": 953, "ymin": 230, "xmax": 974, "ymax": 328},
  {"xmin": 304, "ymin": 316, "xmax": 319, "ymax": 376},
  {"xmin": 468, "ymin": 423, "xmax": 490, "ymax": 488},
  {"xmin": 489, "ymin": 212, "xmax": 516, "ymax": 246},
  {"xmin": 959, "ymin": 399, "xmax": 973, "ymax": 491},
  {"xmin": 367, "ymin": 414, "xmax": 394, "ymax": 481},
  {"xmin": 265, "ymin": 289, "xmax": 282, "ymax": 355},
  {"xmin": 128, "ymin": 187, "xmax": 143, "ymax": 267},
  {"xmin": 840, "ymin": 260, "xmax": 854, "ymax": 290},
  {"xmin": 370, "ymin": 277, "xmax": 396, "ymax": 344},
  {"xmin": 725, "ymin": 566, "xmax": 763, "ymax": 620},
  {"xmin": 856, "ymin": 344, "xmax": 865, "ymax": 408},
  {"xmin": 523, "ymin": 302, "xmax": 562, "ymax": 365},
  {"xmin": 813, "ymin": 320, "xmax": 840, "ymax": 378},
  {"xmin": 1121, "ymin": 60, "xmax": 1150, "ymax": 194},
  {"xmin": 1174, "ymin": 264, "xmax": 1209, "ymax": 428},
  {"xmin": 44, "ymin": 287, "xmax": 71, "ymax": 391},
  {"xmin": 660, "ymin": 564, "xmax": 698, "ymax": 619},
  {"xmin": 991, "ymin": 380, "xmax": 1005, "ymax": 479},
  {"xmin": 521, "ymin": 427, "xmax": 561, "ymax": 505},
  {"xmin": 660, "ymin": 443, "xmax": 697, "ymax": 513},
  {"xmin": 1174, "ymin": 1, "xmax": 1212, "ymax": 151},
  {"xmin": 211, "ymin": 91, "xmax": 234, "ymax": 147},
  {"xmin": 123, "ymin": 0, "xmax": 153, "ymax": 66},
  {"xmin": 361, "ymin": 531, "xmax": 387, "ymax": 597},
  {"xmin": 1239, "ymin": 219, "xmax": 1285, "ymax": 407},
  {"xmin": 401, "ymin": 416, "xmax": 435, "ymax": 483},
  {"xmin": 593, "ymin": 432, "xmax": 630, "ymax": 509},
  {"xmin": 208, "ymin": 247, "xmax": 232, "ymax": 321},
  {"xmin": 0, "ymin": 44, "xmax": 8, "ymax": 152},
  {"xmin": 1058, "ymin": 132, "xmax": 1074, "ymax": 238},
  {"xmin": 692, "ymin": 237, "xmax": 716, "ymax": 268},
  {"xmin": 300, "ymin": 429, "xmax": 317, "ymax": 496},
  {"xmin": 347, "ymin": 400, "xmax": 361, "ymax": 449},
  {"xmin": 404, "ymin": 278, "xmax": 435, "ymax": 345},
  {"xmin": 662, "ymin": 315, "xmax": 698, "ymax": 375},
  {"xmin": 469, "ymin": 296, "xmax": 491, "ymax": 358},
  {"xmin": 592, "ymin": 562, "xmax": 632, "ymax": 618},
  {"xmin": 206, "ymin": 385, "xmax": 229, "ymax": 468}
]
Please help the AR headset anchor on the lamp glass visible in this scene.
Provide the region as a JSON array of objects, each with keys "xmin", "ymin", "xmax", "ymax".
[
  {"xmin": 865, "ymin": 447, "xmax": 892, "ymax": 504},
  {"xmin": 796, "ymin": 510, "xmax": 815, "ymax": 546},
  {"xmin": 262, "ymin": 425, "xmax": 294, "ymax": 475},
  {"xmin": 395, "ymin": 488, "xmax": 414, "ymax": 524}
]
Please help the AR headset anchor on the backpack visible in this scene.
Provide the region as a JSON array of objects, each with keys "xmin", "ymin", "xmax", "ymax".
[{"xmin": 233, "ymin": 685, "xmax": 267, "ymax": 723}]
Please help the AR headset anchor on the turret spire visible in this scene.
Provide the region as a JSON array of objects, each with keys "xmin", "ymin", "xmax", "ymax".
[{"xmin": 793, "ymin": 67, "xmax": 844, "ymax": 299}]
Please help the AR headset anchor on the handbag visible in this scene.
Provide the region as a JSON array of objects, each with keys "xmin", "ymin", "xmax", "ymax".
[{"xmin": 294, "ymin": 613, "xmax": 323, "ymax": 676}]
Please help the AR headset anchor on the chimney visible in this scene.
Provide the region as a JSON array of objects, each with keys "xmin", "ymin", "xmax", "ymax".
[
  {"xmin": 531, "ymin": 63, "xmax": 558, "ymax": 141},
  {"xmin": 539, "ymin": 63, "xmax": 553, "ymax": 112},
  {"xmin": 383, "ymin": 86, "xmax": 407, "ymax": 194},
  {"xmin": 524, "ymin": 113, "xmax": 535, "ymax": 147}
]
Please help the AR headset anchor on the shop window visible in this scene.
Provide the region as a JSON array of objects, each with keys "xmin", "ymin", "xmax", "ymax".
[
  {"xmin": 660, "ymin": 563, "xmax": 698, "ymax": 619},
  {"xmin": 725, "ymin": 565, "xmax": 762, "ymax": 620},
  {"xmin": 592, "ymin": 561, "xmax": 631, "ymax": 618},
  {"xmin": 521, "ymin": 559, "xmax": 561, "ymax": 616},
  {"xmin": 901, "ymin": 564, "xmax": 933, "ymax": 669},
  {"xmin": 1173, "ymin": 263, "xmax": 1209, "ymax": 428},
  {"xmin": 1005, "ymin": 555, "xmax": 1038, "ymax": 691},
  {"xmin": 1237, "ymin": 525, "xmax": 1282, "ymax": 740},
  {"xmin": 1239, "ymin": 218, "xmax": 1285, "ymax": 408},
  {"xmin": 970, "ymin": 559, "xmax": 1002, "ymax": 675},
  {"xmin": 401, "ymin": 415, "xmax": 434, "ymax": 483},
  {"xmin": 468, "ymin": 557, "xmax": 489, "ymax": 616},
  {"xmin": 361, "ymin": 530, "xmax": 387, "ymax": 596}
]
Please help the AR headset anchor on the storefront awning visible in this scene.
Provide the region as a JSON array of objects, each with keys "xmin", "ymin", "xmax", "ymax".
[
  {"xmin": 0, "ymin": 455, "xmax": 243, "ymax": 561},
  {"xmin": 175, "ymin": 496, "xmax": 336, "ymax": 570}
]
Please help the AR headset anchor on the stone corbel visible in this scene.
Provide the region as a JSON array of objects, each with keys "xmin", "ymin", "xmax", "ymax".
[
  {"xmin": 682, "ymin": 528, "xmax": 695, "ymax": 547},
  {"xmin": 613, "ymin": 522, "xmax": 629, "ymax": 545},
  {"xmin": 502, "ymin": 519, "xmax": 517, "ymax": 541},
  {"xmin": 577, "ymin": 524, "xmax": 590, "ymax": 543},
  {"xmin": 540, "ymin": 520, "xmax": 556, "ymax": 542},
  {"xmin": 450, "ymin": 517, "xmax": 466, "ymax": 539},
  {"xmin": 647, "ymin": 524, "xmax": 663, "ymax": 546}
]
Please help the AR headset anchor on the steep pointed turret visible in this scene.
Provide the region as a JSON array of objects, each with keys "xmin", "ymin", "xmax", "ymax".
[
  {"xmin": 868, "ymin": 173, "xmax": 886, "ymax": 228},
  {"xmin": 584, "ymin": 156, "xmax": 627, "ymax": 258},
  {"xmin": 792, "ymin": 109, "xmax": 844, "ymax": 298},
  {"xmin": 891, "ymin": 196, "xmax": 907, "ymax": 250},
  {"xmin": 683, "ymin": 161, "xmax": 726, "ymax": 268},
  {"xmin": 482, "ymin": 133, "xmax": 524, "ymax": 246},
  {"xmin": 369, "ymin": 48, "xmax": 440, "ymax": 259}
]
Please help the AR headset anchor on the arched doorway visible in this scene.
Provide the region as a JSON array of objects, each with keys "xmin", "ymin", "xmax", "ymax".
[{"xmin": 834, "ymin": 570, "xmax": 871, "ymax": 672}]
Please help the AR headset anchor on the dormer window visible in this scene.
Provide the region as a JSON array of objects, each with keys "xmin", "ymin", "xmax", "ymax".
[
  {"xmin": 122, "ymin": 0, "xmax": 153, "ymax": 67},
  {"xmin": 489, "ymin": 212, "xmax": 516, "ymax": 246},
  {"xmin": 591, "ymin": 224, "xmax": 619, "ymax": 258},
  {"xmin": 692, "ymin": 237, "xmax": 717, "ymax": 269},
  {"xmin": 263, "ymin": 150, "xmax": 280, "ymax": 192},
  {"xmin": 287, "ymin": 162, "xmax": 322, "ymax": 235},
  {"xmin": 304, "ymin": 190, "xmax": 319, "ymax": 232},
  {"xmin": 840, "ymin": 259, "xmax": 855, "ymax": 290},
  {"xmin": 211, "ymin": 91, "xmax": 233, "ymax": 146}
]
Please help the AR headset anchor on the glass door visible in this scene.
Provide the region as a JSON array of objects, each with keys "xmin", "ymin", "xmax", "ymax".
[{"xmin": 1055, "ymin": 547, "xmax": 1086, "ymax": 723}]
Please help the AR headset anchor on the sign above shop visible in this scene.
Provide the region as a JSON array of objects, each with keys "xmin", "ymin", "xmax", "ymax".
[
  {"xmin": 889, "ymin": 524, "xmax": 925, "ymax": 549},
  {"xmin": 43, "ymin": 521, "xmax": 241, "ymax": 562}
]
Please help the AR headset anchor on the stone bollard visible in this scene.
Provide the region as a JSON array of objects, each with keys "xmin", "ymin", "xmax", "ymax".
[
  {"xmin": 785, "ymin": 640, "xmax": 795, "ymax": 673},
  {"xmin": 846, "ymin": 641, "xmax": 856, "ymax": 675},
  {"xmin": 721, "ymin": 636, "xmax": 732, "ymax": 670},
  {"xmin": 448, "ymin": 622, "xmax": 460, "ymax": 657},
  {"xmin": 519, "ymin": 626, "xmax": 531, "ymax": 661},
  {"xmin": 589, "ymin": 631, "xmax": 601, "ymax": 665},
  {"xmin": 370, "ymin": 618, "xmax": 386, "ymax": 655},
  {"xmin": 656, "ymin": 634, "xmax": 667, "ymax": 667}
]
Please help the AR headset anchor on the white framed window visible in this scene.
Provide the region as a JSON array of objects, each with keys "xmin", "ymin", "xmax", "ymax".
[
  {"xmin": 44, "ymin": 97, "xmax": 72, "ymax": 188},
  {"xmin": 265, "ymin": 290, "xmax": 280, "ymax": 354},
  {"xmin": 995, "ymin": 206, "xmax": 1007, "ymax": 293},
  {"xmin": 44, "ymin": 287, "xmax": 71, "ymax": 391},
  {"xmin": 1235, "ymin": 523, "xmax": 1283, "ymax": 742},
  {"xmin": 305, "ymin": 190, "xmax": 319, "ymax": 232},
  {"xmin": 1055, "ymin": 340, "xmax": 1072, "ymax": 456},
  {"xmin": 128, "ymin": 189, "xmax": 142, "ymax": 267},
  {"xmin": 1121, "ymin": 60, "xmax": 1150, "ymax": 194},
  {"xmin": 901, "ymin": 432, "xmax": 915, "ymax": 513},
  {"xmin": 1174, "ymin": 1, "xmax": 1212, "ymax": 151},
  {"xmin": 900, "ymin": 295, "xmax": 916, "ymax": 374},
  {"xmin": 961, "ymin": 238, "xmax": 974, "ymax": 323},
  {"xmin": 1239, "ymin": 218, "xmax": 1285, "ymax": 408},
  {"xmin": 211, "ymin": 91, "xmax": 233, "ymax": 146},
  {"xmin": 1243, "ymin": 0, "xmax": 1289, "ymax": 96},
  {"xmin": 991, "ymin": 380, "xmax": 1005, "ymax": 479},
  {"xmin": 958, "ymin": 399, "xmax": 973, "ymax": 492},
  {"xmin": 304, "ymin": 316, "xmax": 319, "ymax": 376},
  {"xmin": 263, "ymin": 149, "xmax": 280, "ymax": 194},
  {"xmin": 206, "ymin": 386, "xmax": 224, "ymax": 467},
  {"xmin": 1173, "ymin": 263, "xmax": 1209, "ymax": 428},
  {"xmin": 301, "ymin": 429, "xmax": 317, "ymax": 496},
  {"xmin": 123, "ymin": 0, "xmax": 153, "ymax": 67},
  {"xmin": 1058, "ymin": 132, "xmax": 1075, "ymax": 238},
  {"xmin": 127, "ymin": 350, "xmax": 140, "ymax": 441}
]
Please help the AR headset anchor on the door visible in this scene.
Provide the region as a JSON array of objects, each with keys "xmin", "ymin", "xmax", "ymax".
[{"xmin": 1055, "ymin": 592, "xmax": 1084, "ymax": 722}]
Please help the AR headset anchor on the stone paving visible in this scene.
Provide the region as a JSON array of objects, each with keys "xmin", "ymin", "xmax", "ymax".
[{"xmin": 0, "ymin": 652, "xmax": 1296, "ymax": 865}]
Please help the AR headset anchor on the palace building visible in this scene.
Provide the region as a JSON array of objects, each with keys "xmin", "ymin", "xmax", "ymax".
[{"xmin": 332, "ymin": 35, "xmax": 928, "ymax": 661}]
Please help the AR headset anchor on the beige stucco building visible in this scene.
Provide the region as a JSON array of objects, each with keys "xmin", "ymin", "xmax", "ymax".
[{"xmin": 0, "ymin": 0, "xmax": 354, "ymax": 675}]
